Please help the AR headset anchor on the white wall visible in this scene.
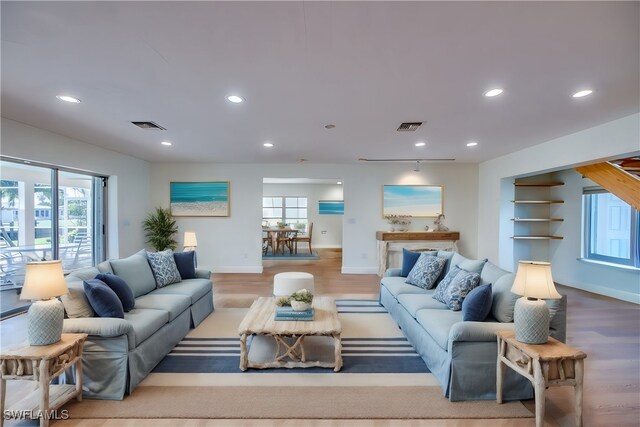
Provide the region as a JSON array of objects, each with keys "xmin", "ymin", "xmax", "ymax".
[
  {"xmin": 149, "ymin": 162, "xmax": 479, "ymax": 274},
  {"xmin": 1, "ymin": 118, "xmax": 151, "ymax": 258},
  {"xmin": 263, "ymin": 183, "xmax": 343, "ymax": 248},
  {"xmin": 478, "ymin": 113, "xmax": 640, "ymax": 302}
]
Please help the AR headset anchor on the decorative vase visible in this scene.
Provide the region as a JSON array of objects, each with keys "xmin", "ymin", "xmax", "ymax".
[{"xmin": 291, "ymin": 300, "xmax": 311, "ymax": 311}]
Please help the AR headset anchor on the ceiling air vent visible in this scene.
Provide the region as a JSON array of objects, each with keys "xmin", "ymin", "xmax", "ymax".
[
  {"xmin": 131, "ymin": 121, "xmax": 166, "ymax": 130},
  {"xmin": 396, "ymin": 122, "xmax": 423, "ymax": 132}
]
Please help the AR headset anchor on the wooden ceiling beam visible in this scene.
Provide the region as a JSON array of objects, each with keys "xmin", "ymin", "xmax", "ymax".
[{"xmin": 576, "ymin": 162, "xmax": 640, "ymax": 210}]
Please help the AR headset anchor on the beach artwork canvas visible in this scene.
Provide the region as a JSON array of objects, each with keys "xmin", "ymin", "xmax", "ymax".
[
  {"xmin": 382, "ymin": 185, "xmax": 443, "ymax": 217},
  {"xmin": 170, "ymin": 181, "xmax": 230, "ymax": 217},
  {"xmin": 319, "ymin": 200, "xmax": 344, "ymax": 215}
]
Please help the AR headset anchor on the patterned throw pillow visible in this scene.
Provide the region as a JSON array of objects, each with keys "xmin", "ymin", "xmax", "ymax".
[
  {"xmin": 406, "ymin": 253, "xmax": 447, "ymax": 289},
  {"xmin": 146, "ymin": 250, "xmax": 182, "ymax": 288},
  {"xmin": 436, "ymin": 268, "xmax": 481, "ymax": 311},
  {"xmin": 432, "ymin": 265, "xmax": 462, "ymax": 303}
]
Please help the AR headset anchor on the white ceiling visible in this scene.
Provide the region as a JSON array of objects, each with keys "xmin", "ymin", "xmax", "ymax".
[
  {"xmin": 1, "ymin": 1, "xmax": 638, "ymax": 164},
  {"xmin": 264, "ymin": 178, "xmax": 342, "ymax": 185}
]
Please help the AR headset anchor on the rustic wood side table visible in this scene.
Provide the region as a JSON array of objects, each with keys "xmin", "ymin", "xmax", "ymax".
[
  {"xmin": 496, "ymin": 330, "xmax": 586, "ymax": 427},
  {"xmin": 0, "ymin": 333, "xmax": 87, "ymax": 427}
]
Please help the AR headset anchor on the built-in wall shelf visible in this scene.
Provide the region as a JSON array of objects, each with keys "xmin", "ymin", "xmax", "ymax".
[
  {"xmin": 511, "ymin": 218, "xmax": 564, "ymax": 222},
  {"xmin": 512, "ymin": 181, "xmax": 564, "ymax": 241},
  {"xmin": 511, "ymin": 200, "xmax": 564, "ymax": 204},
  {"xmin": 512, "ymin": 236, "xmax": 564, "ymax": 240},
  {"xmin": 513, "ymin": 182, "xmax": 565, "ymax": 187}
]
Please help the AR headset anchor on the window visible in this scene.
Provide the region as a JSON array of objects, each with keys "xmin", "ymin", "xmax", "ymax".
[
  {"xmin": 262, "ymin": 196, "xmax": 308, "ymax": 227},
  {"xmin": 583, "ymin": 189, "xmax": 639, "ymax": 267},
  {"xmin": 0, "ymin": 158, "xmax": 107, "ymax": 317}
]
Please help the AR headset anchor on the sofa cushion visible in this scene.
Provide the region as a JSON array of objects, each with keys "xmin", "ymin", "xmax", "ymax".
[
  {"xmin": 134, "ymin": 294, "xmax": 191, "ymax": 322},
  {"xmin": 83, "ymin": 279, "xmax": 124, "ymax": 319},
  {"xmin": 406, "ymin": 254, "xmax": 447, "ymax": 289},
  {"xmin": 66, "ymin": 267, "xmax": 101, "ymax": 282},
  {"xmin": 97, "ymin": 260, "xmax": 113, "ymax": 274},
  {"xmin": 450, "ymin": 253, "xmax": 487, "ymax": 274},
  {"xmin": 380, "ymin": 276, "xmax": 429, "ymax": 299},
  {"xmin": 415, "ymin": 308, "xmax": 463, "ymax": 350},
  {"xmin": 95, "ymin": 273, "xmax": 135, "ymax": 312},
  {"xmin": 462, "ymin": 283, "xmax": 493, "ymax": 321},
  {"xmin": 397, "ymin": 293, "xmax": 448, "ymax": 317},
  {"xmin": 401, "ymin": 249, "xmax": 422, "ymax": 277},
  {"xmin": 61, "ymin": 280, "xmax": 96, "ymax": 318},
  {"xmin": 109, "ymin": 250, "xmax": 156, "ymax": 298},
  {"xmin": 491, "ymin": 273, "xmax": 519, "ymax": 322},
  {"xmin": 146, "ymin": 250, "xmax": 182, "ymax": 288},
  {"xmin": 150, "ymin": 278, "xmax": 212, "ymax": 304},
  {"xmin": 124, "ymin": 308, "xmax": 170, "ymax": 347},
  {"xmin": 435, "ymin": 250, "xmax": 456, "ymax": 280},
  {"xmin": 480, "ymin": 261, "xmax": 510, "ymax": 287},
  {"xmin": 174, "ymin": 251, "xmax": 197, "ymax": 279}
]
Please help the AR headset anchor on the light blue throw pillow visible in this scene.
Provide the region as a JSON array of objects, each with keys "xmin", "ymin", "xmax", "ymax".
[
  {"xmin": 147, "ymin": 249, "xmax": 182, "ymax": 288},
  {"xmin": 462, "ymin": 283, "xmax": 492, "ymax": 321},
  {"xmin": 109, "ymin": 250, "xmax": 157, "ymax": 297},
  {"xmin": 406, "ymin": 253, "xmax": 447, "ymax": 289}
]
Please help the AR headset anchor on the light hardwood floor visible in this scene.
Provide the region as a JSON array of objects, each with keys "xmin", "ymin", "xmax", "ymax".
[{"xmin": 4, "ymin": 248, "xmax": 639, "ymax": 426}]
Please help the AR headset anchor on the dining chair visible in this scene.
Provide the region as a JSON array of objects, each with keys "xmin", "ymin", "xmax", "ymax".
[
  {"xmin": 293, "ymin": 222, "xmax": 313, "ymax": 254},
  {"xmin": 262, "ymin": 230, "xmax": 274, "ymax": 255},
  {"xmin": 275, "ymin": 230, "xmax": 295, "ymax": 255}
]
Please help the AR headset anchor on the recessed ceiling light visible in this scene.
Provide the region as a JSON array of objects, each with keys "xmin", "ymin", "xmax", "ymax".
[
  {"xmin": 467, "ymin": 141, "xmax": 478, "ymax": 147},
  {"xmin": 56, "ymin": 95, "xmax": 81, "ymax": 103},
  {"xmin": 572, "ymin": 90, "xmax": 593, "ymax": 98},
  {"xmin": 263, "ymin": 142, "xmax": 274, "ymax": 148},
  {"xmin": 415, "ymin": 142, "xmax": 426, "ymax": 147},
  {"xmin": 161, "ymin": 141, "xmax": 172, "ymax": 146},
  {"xmin": 484, "ymin": 88, "xmax": 503, "ymax": 97},
  {"xmin": 227, "ymin": 95, "xmax": 244, "ymax": 103},
  {"xmin": 337, "ymin": 181, "xmax": 342, "ymax": 185}
]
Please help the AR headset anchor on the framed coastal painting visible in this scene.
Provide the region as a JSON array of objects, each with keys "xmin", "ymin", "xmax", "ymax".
[
  {"xmin": 319, "ymin": 200, "xmax": 344, "ymax": 215},
  {"xmin": 382, "ymin": 185, "xmax": 443, "ymax": 217},
  {"xmin": 170, "ymin": 181, "xmax": 230, "ymax": 217}
]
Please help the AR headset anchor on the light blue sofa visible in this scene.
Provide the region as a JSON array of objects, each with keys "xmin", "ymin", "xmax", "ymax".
[
  {"xmin": 379, "ymin": 250, "xmax": 566, "ymax": 401},
  {"xmin": 59, "ymin": 250, "xmax": 214, "ymax": 400}
]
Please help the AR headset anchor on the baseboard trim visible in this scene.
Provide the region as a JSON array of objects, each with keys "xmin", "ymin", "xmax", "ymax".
[
  {"xmin": 559, "ymin": 281, "xmax": 640, "ymax": 304},
  {"xmin": 341, "ymin": 267, "xmax": 378, "ymax": 275},
  {"xmin": 314, "ymin": 245, "xmax": 343, "ymax": 249},
  {"xmin": 212, "ymin": 266, "xmax": 264, "ymax": 274}
]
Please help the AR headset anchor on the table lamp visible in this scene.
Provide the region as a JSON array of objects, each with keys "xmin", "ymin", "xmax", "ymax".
[
  {"xmin": 19, "ymin": 260, "xmax": 68, "ymax": 346},
  {"xmin": 183, "ymin": 231, "xmax": 198, "ymax": 267},
  {"xmin": 511, "ymin": 261, "xmax": 561, "ymax": 344}
]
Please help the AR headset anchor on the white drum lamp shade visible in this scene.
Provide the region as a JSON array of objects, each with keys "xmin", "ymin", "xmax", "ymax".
[
  {"xmin": 20, "ymin": 261, "xmax": 69, "ymax": 346},
  {"xmin": 184, "ymin": 232, "xmax": 198, "ymax": 250},
  {"xmin": 511, "ymin": 261, "xmax": 561, "ymax": 344},
  {"xmin": 273, "ymin": 272, "xmax": 315, "ymax": 296}
]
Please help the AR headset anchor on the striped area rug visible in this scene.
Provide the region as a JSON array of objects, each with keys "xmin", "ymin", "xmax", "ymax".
[{"xmin": 152, "ymin": 299, "xmax": 431, "ymax": 376}]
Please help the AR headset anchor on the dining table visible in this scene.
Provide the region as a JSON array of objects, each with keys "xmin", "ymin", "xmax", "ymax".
[{"xmin": 262, "ymin": 227, "xmax": 299, "ymax": 255}]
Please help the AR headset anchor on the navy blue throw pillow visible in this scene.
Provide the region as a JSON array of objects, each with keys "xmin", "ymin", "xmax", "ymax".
[
  {"xmin": 83, "ymin": 279, "xmax": 124, "ymax": 319},
  {"xmin": 95, "ymin": 273, "xmax": 135, "ymax": 312},
  {"xmin": 401, "ymin": 249, "xmax": 422, "ymax": 277},
  {"xmin": 462, "ymin": 283, "xmax": 493, "ymax": 321},
  {"xmin": 173, "ymin": 251, "xmax": 196, "ymax": 280}
]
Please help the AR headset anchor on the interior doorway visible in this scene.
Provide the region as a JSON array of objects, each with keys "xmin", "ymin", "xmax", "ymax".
[{"xmin": 261, "ymin": 178, "xmax": 344, "ymax": 264}]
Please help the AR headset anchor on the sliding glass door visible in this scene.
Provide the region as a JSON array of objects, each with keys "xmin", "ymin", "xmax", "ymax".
[{"xmin": 0, "ymin": 158, "xmax": 107, "ymax": 316}]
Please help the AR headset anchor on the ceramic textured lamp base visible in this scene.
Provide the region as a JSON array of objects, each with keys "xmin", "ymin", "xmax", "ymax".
[
  {"xmin": 28, "ymin": 298, "xmax": 64, "ymax": 346},
  {"xmin": 514, "ymin": 297, "xmax": 550, "ymax": 344}
]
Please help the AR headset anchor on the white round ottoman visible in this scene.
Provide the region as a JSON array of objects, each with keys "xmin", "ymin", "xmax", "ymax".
[{"xmin": 273, "ymin": 272, "xmax": 315, "ymax": 296}]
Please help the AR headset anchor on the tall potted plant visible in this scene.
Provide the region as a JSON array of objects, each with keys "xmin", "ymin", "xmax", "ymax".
[{"xmin": 143, "ymin": 207, "xmax": 178, "ymax": 251}]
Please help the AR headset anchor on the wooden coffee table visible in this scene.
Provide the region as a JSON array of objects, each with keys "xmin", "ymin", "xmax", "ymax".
[{"xmin": 238, "ymin": 296, "xmax": 342, "ymax": 372}]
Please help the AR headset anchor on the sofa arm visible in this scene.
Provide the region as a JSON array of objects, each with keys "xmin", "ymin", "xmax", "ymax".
[
  {"xmin": 449, "ymin": 321, "xmax": 515, "ymax": 345},
  {"xmin": 195, "ymin": 268, "xmax": 211, "ymax": 280},
  {"xmin": 63, "ymin": 318, "xmax": 133, "ymax": 338},
  {"xmin": 385, "ymin": 268, "xmax": 403, "ymax": 277}
]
